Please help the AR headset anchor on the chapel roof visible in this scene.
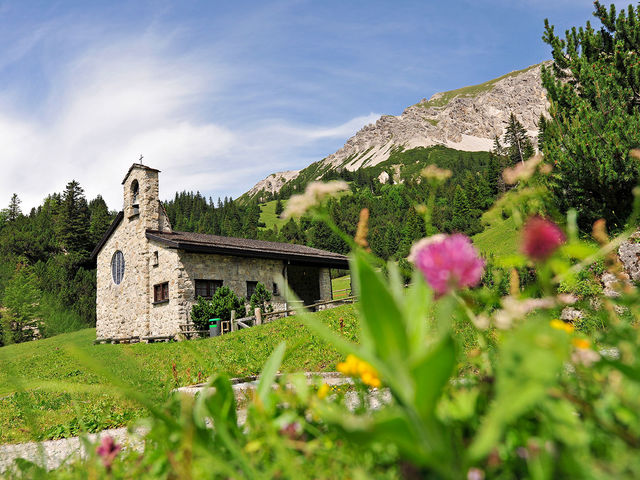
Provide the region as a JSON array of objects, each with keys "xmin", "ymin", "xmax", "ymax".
[
  {"xmin": 90, "ymin": 211, "xmax": 124, "ymax": 260},
  {"xmin": 121, "ymin": 163, "xmax": 161, "ymax": 185},
  {"xmin": 90, "ymin": 212, "xmax": 349, "ymax": 269},
  {"xmin": 145, "ymin": 230, "xmax": 349, "ymax": 268}
]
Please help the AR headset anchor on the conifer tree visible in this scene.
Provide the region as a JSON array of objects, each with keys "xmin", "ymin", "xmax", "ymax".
[
  {"xmin": 275, "ymin": 198, "xmax": 284, "ymax": 216},
  {"xmin": 492, "ymin": 136, "xmax": 506, "ymax": 157},
  {"xmin": 542, "ymin": 2, "xmax": 640, "ymax": 229},
  {"xmin": 88, "ymin": 196, "xmax": 114, "ymax": 245},
  {"xmin": 57, "ymin": 180, "xmax": 91, "ymax": 255},
  {"xmin": 7, "ymin": 194, "xmax": 21, "ymax": 221},
  {"xmin": 504, "ymin": 113, "xmax": 534, "ymax": 165},
  {"xmin": 450, "ymin": 186, "xmax": 471, "ymax": 233},
  {"xmin": 537, "ymin": 114, "xmax": 549, "ymax": 152},
  {"xmin": 3, "ymin": 268, "xmax": 41, "ymax": 343}
]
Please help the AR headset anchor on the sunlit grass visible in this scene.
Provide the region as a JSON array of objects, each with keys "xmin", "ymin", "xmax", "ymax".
[
  {"xmin": 332, "ymin": 275, "xmax": 351, "ymax": 298},
  {"xmin": 472, "ymin": 216, "xmax": 519, "ymax": 258},
  {"xmin": 259, "ymin": 200, "xmax": 288, "ymax": 230},
  {"xmin": 0, "ymin": 304, "xmax": 359, "ymax": 444}
]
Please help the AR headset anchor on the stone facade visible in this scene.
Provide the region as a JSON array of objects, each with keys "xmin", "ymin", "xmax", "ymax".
[
  {"xmin": 95, "ymin": 164, "xmax": 335, "ymax": 340},
  {"xmin": 179, "ymin": 252, "xmax": 288, "ymax": 324},
  {"xmin": 96, "ymin": 166, "xmax": 174, "ymax": 338}
]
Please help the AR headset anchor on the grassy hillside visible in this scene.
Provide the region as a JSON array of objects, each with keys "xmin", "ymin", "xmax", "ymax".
[
  {"xmin": 472, "ymin": 215, "xmax": 519, "ymax": 258},
  {"xmin": 259, "ymin": 199, "xmax": 288, "ymax": 230},
  {"xmin": 0, "ymin": 304, "xmax": 358, "ymax": 444},
  {"xmin": 368, "ymin": 145, "xmax": 494, "ymax": 181},
  {"xmin": 332, "ymin": 275, "xmax": 351, "ymax": 298}
]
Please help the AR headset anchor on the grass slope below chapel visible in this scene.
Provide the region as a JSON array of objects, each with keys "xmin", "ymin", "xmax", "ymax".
[
  {"xmin": 472, "ymin": 215, "xmax": 519, "ymax": 258},
  {"xmin": 0, "ymin": 304, "xmax": 359, "ymax": 444}
]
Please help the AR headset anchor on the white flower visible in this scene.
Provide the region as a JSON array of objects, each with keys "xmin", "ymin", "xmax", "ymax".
[
  {"xmin": 493, "ymin": 296, "xmax": 557, "ymax": 329},
  {"xmin": 282, "ymin": 181, "xmax": 349, "ymax": 218},
  {"xmin": 502, "ymin": 154, "xmax": 543, "ymax": 185},
  {"xmin": 421, "ymin": 165, "xmax": 452, "ymax": 182}
]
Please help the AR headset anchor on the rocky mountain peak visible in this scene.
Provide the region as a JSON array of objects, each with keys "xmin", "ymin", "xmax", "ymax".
[{"xmin": 246, "ymin": 62, "xmax": 548, "ymax": 198}]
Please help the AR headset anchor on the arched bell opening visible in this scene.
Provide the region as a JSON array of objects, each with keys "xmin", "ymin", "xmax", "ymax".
[{"xmin": 131, "ymin": 180, "xmax": 140, "ymax": 215}]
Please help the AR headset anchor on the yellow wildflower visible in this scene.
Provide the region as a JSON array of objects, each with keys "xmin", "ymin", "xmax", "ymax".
[
  {"xmin": 337, "ymin": 354, "xmax": 381, "ymax": 388},
  {"xmin": 361, "ymin": 371, "xmax": 381, "ymax": 388},
  {"xmin": 572, "ymin": 338, "xmax": 591, "ymax": 350},
  {"xmin": 317, "ymin": 383, "xmax": 330, "ymax": 399},
  {"xmin": 337, "ymin": 354, "xmax": 359, "ymax": 376},
  {"xmin": 550, "ymin": 319, "xmax": 574, "ymax": 334}
]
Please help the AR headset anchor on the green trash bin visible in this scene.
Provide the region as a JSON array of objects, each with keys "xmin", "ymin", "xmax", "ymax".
[{"xmin": 209, "ymin": 318, "xmax": 221, "ymax": 337}]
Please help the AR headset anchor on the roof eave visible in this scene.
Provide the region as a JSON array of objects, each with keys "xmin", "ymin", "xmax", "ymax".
[
  {"xmin": 90, "ymin": 211, "xmax": 124, "ymax": 261},
  {"xmin": 121, "ymin": 163, "xmax": 161, "ymax": 185},
  {"xmin": 145, "ymin": 232, "xmax": 349, "ymax": 269}
]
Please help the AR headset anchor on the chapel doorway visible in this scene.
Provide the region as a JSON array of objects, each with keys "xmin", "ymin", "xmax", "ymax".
[{"xmin": 287, "ymin": 265, "xmax": 321, "ymax": 306}]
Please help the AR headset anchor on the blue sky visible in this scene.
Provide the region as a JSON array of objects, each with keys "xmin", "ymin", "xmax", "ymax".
[{"xmin": 0, "ymin": 0, "xmax": 629, "ymax": 210}]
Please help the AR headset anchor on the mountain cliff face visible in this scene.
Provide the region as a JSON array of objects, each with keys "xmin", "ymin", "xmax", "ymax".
[
  {"xmin": 245, "ymin": 170, "xmax": 300, "ymax": 198},
  {"xmin": 246, "ymin": 63, "xmax": 548, "ymax": 198}
]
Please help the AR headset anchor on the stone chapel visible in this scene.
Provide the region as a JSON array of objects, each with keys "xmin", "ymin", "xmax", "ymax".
[{"xmin": 91, "ymin": 163, "xmax": 348, "ymax": 340}]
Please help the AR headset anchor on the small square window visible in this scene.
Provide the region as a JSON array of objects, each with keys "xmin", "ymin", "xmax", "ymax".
[
  {"xmin": 247, "ymin": 281, "xmax": 258, "ymax": 299},
  {"xmin": 195, "ymin": 280, "xmax": 223, "ymax": 299},
  {"xmin": 152, "ymin": 251, "xmax": 159, "ymax": 267},
  {"xmin": 154, "ymin": 282, "xmax": 169, "ymax": 303},
  {"xmin": 272, "ymin": 282, "xmax": 279, "ymax": 296}
]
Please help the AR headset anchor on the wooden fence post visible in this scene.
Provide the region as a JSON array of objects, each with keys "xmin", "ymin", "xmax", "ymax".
[
  {"xmin": 255, "ymin": 307, "xmax": 262, "ymax": 325},
  {"xmin": 231, "ymin": 310, "xmax": 237, "ymax": 332}
]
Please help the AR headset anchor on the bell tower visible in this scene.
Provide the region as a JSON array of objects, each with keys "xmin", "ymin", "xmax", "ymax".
[{"xmin": 121, "ymin": 162, "xmax": 163, "ymax": 231}]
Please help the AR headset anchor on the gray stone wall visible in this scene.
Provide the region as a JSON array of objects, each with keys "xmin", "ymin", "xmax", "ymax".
[
  {"xmin": 179, "ymin": 252, "xmax": 286, "ymax": 321},
  {"xmin": 147, "ymin": 241, "xmax": 187, "ymax": 336},
  {"xmin": 96, "ymin": 215, "xmax": 150, "ymax": 338},
  {"xmin": 319, "ymin": 268, "xmax": 332, "ymax": 300},
  {"xmin": 96, "ymin": 166, "xmax": 173, "ymax": 339},
  {"xmin": 123, "ymin": 168, "xmax": 162, "ymax": 231}
]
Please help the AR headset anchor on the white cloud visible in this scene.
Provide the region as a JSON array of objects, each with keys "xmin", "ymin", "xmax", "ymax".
[
  {"xmin": 260, "ymin": 114, "xmax": 380, "ymax": 141},
  {"xmin": 0, "ymin": 31, "xmax": 377, "ymax": 211}
]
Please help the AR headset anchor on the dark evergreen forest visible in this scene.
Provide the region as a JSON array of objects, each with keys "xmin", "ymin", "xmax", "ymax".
[
  {"xmin": 0, "ymin": 182, "xmax": 114, "ymax": 344},
  {"xmin": 0, "ymin": 124, "xmax": 527, "ymax": 344}
]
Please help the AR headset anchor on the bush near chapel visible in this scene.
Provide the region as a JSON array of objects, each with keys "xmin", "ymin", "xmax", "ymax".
[
  {"xmin": 250, "ymin": 282, "xmax": 273, "ymax": 314},
  {"xmin": 191, "ymin": 286, "xmax": 244, "ymax": 331}
]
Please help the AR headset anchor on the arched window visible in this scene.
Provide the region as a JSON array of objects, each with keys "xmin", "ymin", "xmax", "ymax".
[
  {"xmin": 111, "ymin": 251, "xmax": 125, "ymax": 285},
  {"xmin": 131, "ymin": 180, "xmax": 139, "ymax": 205}
]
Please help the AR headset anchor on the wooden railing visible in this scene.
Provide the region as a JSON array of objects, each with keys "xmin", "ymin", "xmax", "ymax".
[
  {"xmin": 332, "ymin": 287, "xmax": 352, "ymax": 299},
  {"xmin": 261, "ymin": 296, "xmax": 357, "ymax": 321},
  {"xmin": 94, "ymin": 296, "xmax": 358, "ymax": 344}
]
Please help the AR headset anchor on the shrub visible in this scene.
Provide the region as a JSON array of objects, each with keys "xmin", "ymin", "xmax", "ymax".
[
  {"xmin": 249, "ymin": 282, "xmax": 272, "ymax": 314},
  {"xmin": 190, "ymin": 296, "xmax": 215, "ymax": 331},
  {"xmin": 211, "ymin": 286, "xmax": 244, "ymax": 322},
  {"xmin": 542, "ymin": 2, "xmax": 640, "ymax": 230},
  {"xmin": 191, "ymin": 287, "xmax": 244, "ymax": 331}
]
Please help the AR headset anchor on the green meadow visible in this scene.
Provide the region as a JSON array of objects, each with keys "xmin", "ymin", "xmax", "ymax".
[{"xmin": 0, "ymin": 305, "xmax": 358, "ymax": 444}]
